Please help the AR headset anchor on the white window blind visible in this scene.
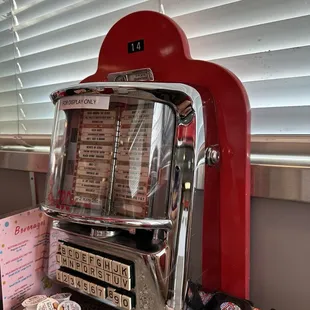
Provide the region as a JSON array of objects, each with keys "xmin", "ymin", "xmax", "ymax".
[{"xmin": 0, "ymin": 0, "xmax": 309, "ymax": 145}]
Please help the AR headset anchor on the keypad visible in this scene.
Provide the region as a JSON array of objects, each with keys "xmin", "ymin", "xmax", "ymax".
[{"xmin": 56, "ymin": 241, "xmax": 135, "ymax": 309}]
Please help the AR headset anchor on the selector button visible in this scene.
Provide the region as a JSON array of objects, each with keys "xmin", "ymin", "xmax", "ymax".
[
  {"xmin": 56, "ymin": 254, "xmax": 61, "ymax": 264},
  {"xmin": 60, "ymin": 244, "xmax": 67, "ymax": 257},
  {"xmin": 76, "ymin": 277, "xmax": 83, "ymax": 290},
  {"xmin": 82, "ymin": 280, "xmax": 90, "ymax": 294},
  {"xmin": 112, "ymin": 261, "xmax": 121, "ymax": 275},
  {"xmin": 120, "ymin": 263, "xmax": 131, "ymax": 278},
  {"xmin": 89, "ymin": 253, "xmax": 96, "ymax": 266},
  {"xmin": 89, "ymin": 283, "xmax": 97, "ymax": 296},
  {"xmin": 95, "ymin": 255, "xmax": 103, "ymax": 269},
  {"xmin": 56, "ymin": 270, "xmax": 63, "ymax": 282},
  {"xmin": 107, "ymin": 287, "xmax": 115, "ymax": 300},
  {"xmin": 113, "ymin": 291, "xmax": 122, "ymax": 307},
  {"xmin": 68, "ymin": 246, "xmax": 75, "ymax": 258},
  {"xmin": 97, "ymin": 285, "xmax": 106, "ymax": 299},
  {"xmin": 122, "ymin": 295, "xmax": 132, "ymax": 310}
]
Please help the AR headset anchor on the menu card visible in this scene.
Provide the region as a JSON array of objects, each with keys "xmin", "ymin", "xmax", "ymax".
[{"xmin": 0, "ymin": 208, "xmax": 56, "ymax": 310}]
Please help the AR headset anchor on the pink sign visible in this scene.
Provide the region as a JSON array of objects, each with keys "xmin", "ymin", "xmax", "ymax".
[{"xmin": 0, "ymin": 208, "xmax": 55, "ymax": 309}]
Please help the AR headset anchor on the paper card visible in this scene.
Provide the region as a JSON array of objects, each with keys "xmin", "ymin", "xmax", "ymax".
[
  {"xmin": 0, "ymin": 208, "xmax": 57, "ymax": 309},
  {"xmin": 59, "ymin": 95, "xmax": 110, "ymax": 110}
]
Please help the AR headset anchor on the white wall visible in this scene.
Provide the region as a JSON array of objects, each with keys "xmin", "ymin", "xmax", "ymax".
[{"xmin": 251, "ymin": 198, "xmax": 310, "ymax": 310}]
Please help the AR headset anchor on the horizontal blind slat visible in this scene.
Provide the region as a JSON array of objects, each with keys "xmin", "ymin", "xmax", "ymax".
[
  {"xmin": 212, "ymin": 45, "xmax": 310, "ymax": 82},
  {"xmin": 189, "ymin": 15, "xmax": 310, "ymax": 60},
  {"xmin": 0, "ymin": 58, "xmax": 97, "ymax": 92},
  {"xmin": 0, "ymin": 102, "xmax": 53, "ymax": 121},
  {"xmin": 15, "ymin": 0, "xmax": 150, "ymax": 41},
  {"xmin": 0, "ymin": 1, "xmax": 10, "ymax": 14},
  {"xmin": 163, "ymin": 0, "xmax": 239, "ymax": 17},
  {"xmin": 14, "ymin": 0, "xmax": 88, "ymax": 25},
  {"xmin": 0, "ymin": 29, "xmax": 14, "ymax": 48},
  {"xmin": 9, "ymin": 0, "xmax": 156, "ymax": 58},
  {"xmin": 0, "ymin": 121, "xmax": 18, "ymax": 134},
  {"xmin": 0, "ymin": 80, "xmax": 80, "ymax": 107},
  {"xmin": 0, "ymin": 16, "xmax": 11, "ymax": 32},
  {"xmin": 252, "ymin": 106, "xmax": 310, "ymax": 134},
  {"xmin": 0, "ymin": 105, "xmax": 18, "ymax": 121},
  {"xmin": 0, "ymin": 36, "xmax": 103, "ymax": 75},
  {"xmin": 0, "ymin": 44, "xmax": 16, "ymax": 63},
  {"xmin": 244, "ymin": 76, "xmax": 310, "ymax": 108},
  {"xmin": 14, "ymin": 0, "xmax": 45, "ymax": 13},
  {"xmin": 174, "ymin": 0, "xmax": 310, "ymax": 38},
  {"xmin": 18, "ymin": 118, "xmax": 54, "ymax": 134}
]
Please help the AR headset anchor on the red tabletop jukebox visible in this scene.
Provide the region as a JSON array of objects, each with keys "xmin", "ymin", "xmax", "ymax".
[{"xmin": 42, "ymin": 11, "xmax": 251, "ymax": 310}]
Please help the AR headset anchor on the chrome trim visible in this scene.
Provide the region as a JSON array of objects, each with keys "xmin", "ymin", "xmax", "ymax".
[
  {"xmin": 0, "ymin": 150, "xmax": 49, "ymax": 172},
  {"xmin": 107, "ymin": 68, "xmax": 155, "ymax": 82},
  {"xmin": 0, "ymin": 134, "xmax": 51, "ymax": 147},
  {"xmin": 251, "ymin": 165, "xmax": 310, "ymax": 203},
  {"xmin": 42, "ymin": 205, "xmax": 173, "ymax": 230},
  {"xmin": 251, "ymin": 154, "xmax": 310, "ymax": 168}
]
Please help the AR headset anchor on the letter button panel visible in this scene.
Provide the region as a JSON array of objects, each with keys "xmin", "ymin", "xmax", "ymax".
[{"xmin": 55, "ymin": 241, "xmax": 135, "ymax": 309}]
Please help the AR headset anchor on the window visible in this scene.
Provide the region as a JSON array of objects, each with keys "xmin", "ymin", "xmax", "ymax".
[{"xmin": 1, "ymin": 0, "xmax": 309, "ymax": 146}]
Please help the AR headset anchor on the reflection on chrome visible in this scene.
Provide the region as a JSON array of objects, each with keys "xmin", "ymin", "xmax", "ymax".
[{"xmin": 43, "ymin": 82, "xmax": 206, "ymax": 310}]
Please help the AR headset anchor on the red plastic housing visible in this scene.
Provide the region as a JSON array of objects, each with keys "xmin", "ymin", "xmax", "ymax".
[{"xmin": 81, "ymin": 10, "xmax": 251, "ymax": 299}]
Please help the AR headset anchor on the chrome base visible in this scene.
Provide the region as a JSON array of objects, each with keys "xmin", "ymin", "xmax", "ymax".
[{"xmin": 48, "ymin": 221, "xmax": 170, "ymax": 310}]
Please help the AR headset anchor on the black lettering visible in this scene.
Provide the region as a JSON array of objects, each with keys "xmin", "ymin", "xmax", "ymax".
[
  {"xmin": 108, "ymin": 289, "xmax": 114, "ymax": 299},
  {"xmin": 96, "ymin": 258, "xmax": 102, "ymax": 268},
  {"xmin": 105, "ymin": 272, "xmax": 111, "ymax": 283},
  {"xmin": 98, "ymin": 287, "xmax": 104, "ymax": 298},
  {"xmin": 121, "ymin": 266, "xmax": 128, "ymax": 277},
  {"xmin": 104, "ymin": 260, "xmax": 111, "ymax": 271},
  {"xmin": 114, "ymin": 295, "xmax": 120, "ymax": 305},
  {"xmin": 90, "ymin": 267, "xmax": 96, "ymax": 276},
  {"xmin": 122, "ymin": 278, "xmax": 128, "ymax": 289},
  {"xmin": 74, "ymin": 251, "xmax": 80, "ymax": 260},
  {"xmin": 82, "ymin": 252, "xmax": 87, "ymax": 263},
  {"xmin": 112, "ymin": 263, "xmax": 119, "ymax": 274},
  {"xmin": 114, "ymin": 275, "xmax": 120, "ymax": 286},
  {"xmin": 97, "ymin": 269, "xmax": 103, "ymax": 279},
  {"xmin": 76, "ymin": 279, "xmax": 82, "ymax": 288}
]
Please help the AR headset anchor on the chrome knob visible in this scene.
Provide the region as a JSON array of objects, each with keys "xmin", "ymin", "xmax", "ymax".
[{"xmin": 205, "ymin": 145, "xmax": 220, "ymax": 166}]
